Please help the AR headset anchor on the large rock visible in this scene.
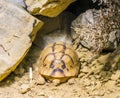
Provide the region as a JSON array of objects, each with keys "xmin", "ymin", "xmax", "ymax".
[
  {"xmin": 71, "ymin": 2, "xmax": 120, "ymax": 57},
  {"xmin": 0, "ymin": 1, "xmax": 43, "ymax": 81},
  {"xmin": 24, "ymin": 0, "xmax": 75, "ymax": 17}
]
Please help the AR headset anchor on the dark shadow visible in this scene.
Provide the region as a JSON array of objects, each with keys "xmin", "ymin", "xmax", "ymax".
[{"xmin": 101, "ymin": 45, "xmax": 120, "ymax": 79}]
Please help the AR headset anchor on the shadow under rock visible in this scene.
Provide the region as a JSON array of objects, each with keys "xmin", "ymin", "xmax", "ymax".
[
  {"xmin": 0, "ymin": 44, "xmax": 41, "ymax": 87},
  {"xmin": 101, "ymin": 45, "xmax": 120, "ymax": 79}
]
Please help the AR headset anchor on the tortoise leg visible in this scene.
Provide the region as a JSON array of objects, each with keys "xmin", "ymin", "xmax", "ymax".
[{"xmin": 52, "ymin": 79, "xmax": 61, "ymax": 86}]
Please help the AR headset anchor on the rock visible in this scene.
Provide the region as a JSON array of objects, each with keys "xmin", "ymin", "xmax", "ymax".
[
  {"xmin": 5, "ymin": 0, "xmax": 26, "ymax": 7},
  {"xmin": 19, "ymin": 83, "xmax": 31, "ymax": 94},
  {"xmin": 0, "ymin": 1, "xmax": 43, "ymax": 81},
  {"xmin": 111, "ymin": 71, "xmax": 120, "ymax": 81},
  {"xmin": 68, "ymin": 78, "xmax": 77, "ymax": 85},
  {"xmin": 14, "ymin": 76, "xmax": 20, "ymax": 81},
  {"xmin": 24, "ymin": 0, "xmax": 75, "ymax": 17},
  {"xmin": 71, "ymin": 2, "xmax": 120, "ymax": 58},
  {"xmin": 34, "ymin": 74, "xmax": 46, "ymax": 85}
]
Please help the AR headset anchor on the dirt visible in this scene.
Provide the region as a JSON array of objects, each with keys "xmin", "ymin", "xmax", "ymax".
[{"xmin": 0, "ymin": 43, "xmax": 120, "ymax": 98}]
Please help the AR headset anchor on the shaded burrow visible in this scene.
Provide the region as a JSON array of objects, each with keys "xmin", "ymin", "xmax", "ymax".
[{"xmin": 33, "ymin": 0, "xmax": 109, "ymax": 49}]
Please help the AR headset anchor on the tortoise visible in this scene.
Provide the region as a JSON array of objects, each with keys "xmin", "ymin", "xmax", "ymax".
[{"xmin": 37, "ymin": 42, "xmax": 80, "ymax": 84}]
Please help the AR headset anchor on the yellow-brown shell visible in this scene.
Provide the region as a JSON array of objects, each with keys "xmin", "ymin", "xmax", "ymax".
[{"xmin": 38, "ymin": 42, "xmax": 80, "ymax": 83}]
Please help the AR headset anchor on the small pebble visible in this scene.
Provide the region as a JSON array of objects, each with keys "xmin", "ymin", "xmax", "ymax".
[
  {"xmin": 111, "ymin": 71, "xmax": 120, "ymax": 81},
  {"xmin": 95, "ymin": 81, "xmax": 102, "ymax": 89},
  {"xmin": 92, "ymin": 89, "xmax": 105, "ymax": 96},
  {"xmin": 14, "ymin": 76, "xmax": 20, "ymax": 81},
  {"xmin": 19, "ymin": 83, "xmax": 31, "ymax": 94},
  {"xmin": 6, "ymin": 80, "xmax": 10, "ymax": 84},
  {"xmin": 81, "ymin": 66, "xmax": 90, "ymax": 73},
  {"xmin": 82, "ymin": 79, "xmax": 91, "ymax": 86},
  {"xmin": 35, "ymin": 75, "xmax": 46, "ymax": 85},
  {"xmin": 68, "ymin": 78, "xmax": 77, "ymax": 85},
  {"xmin": 78, "ymin": 73, "xmax": 86, "ymax": 78},
  {"xmin": 14, "ymin": 67, "xmax": 25, "ymax": 75}
]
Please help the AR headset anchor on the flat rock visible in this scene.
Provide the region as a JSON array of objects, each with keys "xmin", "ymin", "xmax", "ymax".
[
  {"xmin": 24, "ymin": 0, "xmax": 75, "ymax": 17},
  {"xmin": 0, "ymin": 1, "xmax": 43, "ymax": 81}
]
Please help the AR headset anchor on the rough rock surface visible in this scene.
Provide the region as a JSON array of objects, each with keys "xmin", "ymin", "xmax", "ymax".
[
  {"xmin": 92, "ymin": 0, "xmax": 120, "ymax": 5},
  {"xmin": 0, "ymin": 1, "xmax": 43, "ymax": 81},
  {"xmin": 71, "ymin": 2, "xmax": 120, "ymax": 60},
  {"xmin": 24, "ymin": 0, "xmax": 75, "ymax": 17},
  {"xmin": 5, "ymin": 0, "xmax": 26, "ymax": 7}
]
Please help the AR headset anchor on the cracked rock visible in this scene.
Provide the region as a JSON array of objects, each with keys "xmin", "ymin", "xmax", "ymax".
[{"xmin": 0, "ymin": 0, "xmax": 43, "ymax": 81}]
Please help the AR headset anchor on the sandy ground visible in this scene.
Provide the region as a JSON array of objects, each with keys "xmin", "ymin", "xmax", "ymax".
[
  {"xmin": 0, "ymin": 43, "xmax": 120, "ymax": 98},
  {"xmin": 0, "ymin": 1, "xmax": 120, "ymax": 98}
]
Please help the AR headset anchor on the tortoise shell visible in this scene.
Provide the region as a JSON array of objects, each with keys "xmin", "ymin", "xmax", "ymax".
[{"xmin": 38, "ymin": 42, "xmax": 80, "ymax": 83}]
